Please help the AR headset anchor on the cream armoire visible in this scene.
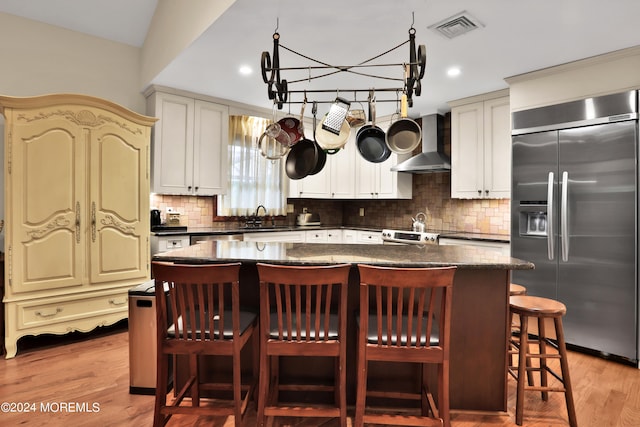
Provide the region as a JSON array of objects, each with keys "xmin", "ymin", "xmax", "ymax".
[{"xmin": 0, "ymin": 94, "xmax": 156, "ymax": 358}]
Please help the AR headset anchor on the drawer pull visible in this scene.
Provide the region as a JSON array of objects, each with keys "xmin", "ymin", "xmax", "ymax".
[
  {"xmin": 35, "ymin": 307, "xmax": 63, "ymax": 318},
  {"xmin": 109, "ymin": 298, "xmax": 127, "ymax": 306}
]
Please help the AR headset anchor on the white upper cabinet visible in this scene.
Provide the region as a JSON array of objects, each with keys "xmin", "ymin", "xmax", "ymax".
[
  {"xmin": 289, "ymin": 121, "xmax": 412, "ymax": 200},
  {"xmin": 147, "ymin": 91, "xmax": 228, "ymax": 195},
  {"xmin": 450, "ymin": 90, "xmax": 511, "ymax": 199},
  {"xmin": 355, "ymin": 150, "xmax": 412, "ymax": 199}
]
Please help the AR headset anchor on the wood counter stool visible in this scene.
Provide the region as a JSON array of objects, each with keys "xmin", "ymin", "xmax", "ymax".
[
  {"xmin": 256, "ymin": 263, "xmax": 351, "ymax": 427},
  {"xmin": 355, "ymin": 264, "xmax": 457, "ymax": 427},
  {"xmin": 151, "ymin": 261, "xmax": 258, "ymax": 427},
  {"xmin": 510, "ymin": 283, "xmax": 527, "ymax": 296},
  {"xmin": 508, "ymin": 295, "xmax": 577, "ymax": 427},
  {"xmin": 508, "ymin": 283, "xmax": 527, "ymax": 367}
]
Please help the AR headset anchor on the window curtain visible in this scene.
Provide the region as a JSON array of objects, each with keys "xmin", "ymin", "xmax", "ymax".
[{"xmin": 218, "ymin": 115, "xmax": 287, "ymax": 216}]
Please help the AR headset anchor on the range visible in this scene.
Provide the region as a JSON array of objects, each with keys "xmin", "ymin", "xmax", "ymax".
[{"xmin": 381, "ymin": 229, "xmax": 439, "ymax": 245}]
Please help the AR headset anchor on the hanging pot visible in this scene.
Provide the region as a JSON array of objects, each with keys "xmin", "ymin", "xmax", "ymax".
[
  {"xmin": 385, "ymin": 93, "xmax": 421, "ymax": 154},
  {"xmin": 275, "ymin": 101, "xmax": 306, "ymax": 146},
  {"xmin": 258, "ymin": 131, "xmax": 290, "ymax": 160},
  {"xmin": 356, "ymin": 97, "xmax": 390, "ymax": 163},
  {"xmin": 285, "ymin": 138, "xmax": 318, "ymax": 180}
]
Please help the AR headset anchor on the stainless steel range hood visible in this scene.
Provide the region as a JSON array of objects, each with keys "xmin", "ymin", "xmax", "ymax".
[{"xmin": 391, "ymin": 114, "xmax": 451, "ymax": 173}]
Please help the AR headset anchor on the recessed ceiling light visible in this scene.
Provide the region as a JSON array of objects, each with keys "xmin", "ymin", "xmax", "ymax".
[
  {"xmin": 239, "ymin": 65, "xmax": 252, "ymax": 76},
  {"xmin": 447, "ymin": 67, "xmax": 461, "ymax": 77}
]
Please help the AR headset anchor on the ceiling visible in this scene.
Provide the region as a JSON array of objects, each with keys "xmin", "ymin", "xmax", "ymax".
[{"xmin": 2, "ymin": 0, "xmax": 640, "ymax": 117}]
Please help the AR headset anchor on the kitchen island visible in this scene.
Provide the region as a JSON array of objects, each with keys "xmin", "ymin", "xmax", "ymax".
[{"xmin": 153, "ymin": 240, "xmax": 534, "ymax": 413}]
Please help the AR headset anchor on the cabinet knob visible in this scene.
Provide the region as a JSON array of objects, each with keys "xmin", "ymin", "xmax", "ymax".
[
  {"xmin": 478, "ymin": 190, "xmax": 482, "ymax": 195},
  {"xmin": 485, "ymin": 189, "xmax": 489, "ymax": 195}
]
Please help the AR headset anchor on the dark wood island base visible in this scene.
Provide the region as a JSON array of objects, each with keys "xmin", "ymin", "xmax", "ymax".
[{"xmin": 153, "ymin": 241, "xmax": 534, "ymax": 413}]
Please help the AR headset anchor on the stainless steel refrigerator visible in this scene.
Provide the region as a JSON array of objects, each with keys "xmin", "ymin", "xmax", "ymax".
[{"xmin": 511, "ymin": 90, "xmax": 638, "ymax": 364}]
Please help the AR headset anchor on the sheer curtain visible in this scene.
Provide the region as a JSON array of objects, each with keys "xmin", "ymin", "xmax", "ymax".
[{"xmin": 218, "ymin": 115, "xmax": 287, "ymax": 216}]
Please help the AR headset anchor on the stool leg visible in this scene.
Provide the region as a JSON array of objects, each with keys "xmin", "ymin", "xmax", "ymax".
[
  {"xmin": 555, "ymin": 317, "xmax": 578, "ymax": 427},
  {"xmin": 515, "ymin": 313, "xmax": 528, "ymax": 426},
  {"xmin": 538, "ymin": 317, "xmax": 549, "ymax": 401}
]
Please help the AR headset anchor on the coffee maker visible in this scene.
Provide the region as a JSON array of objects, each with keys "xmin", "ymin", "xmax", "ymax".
[{"xmin": 150, "ymin": 208, "xmax": 161, "ymax": 228}]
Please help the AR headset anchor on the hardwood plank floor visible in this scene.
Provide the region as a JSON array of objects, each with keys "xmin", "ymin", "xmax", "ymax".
[{"xmin": 1, "ymin": 323, "xmax": 639, "ymax": 426}]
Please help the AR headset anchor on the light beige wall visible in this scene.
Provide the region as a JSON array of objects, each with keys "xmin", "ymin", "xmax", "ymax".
[
  {"xmin": 0, "ymin": 13, "xmax": 144, "ymax": 112},
  {"xmin": 141, "ymin": 0, "xmax": 235, "ymax": 88},
  {"xmin": 506, "ymin": 45, "xmax": 640, "ymax": 111}
]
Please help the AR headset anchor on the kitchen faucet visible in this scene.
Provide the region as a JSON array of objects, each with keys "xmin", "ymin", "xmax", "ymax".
[{"xmin": 246, "ymin": 204, "xmax": 270, "ymax": 228}]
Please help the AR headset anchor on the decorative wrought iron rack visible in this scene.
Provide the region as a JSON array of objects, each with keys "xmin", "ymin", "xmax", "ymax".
[{"xmin": 260, "ymin": 22, "xmax": 427, "ymax": 110}]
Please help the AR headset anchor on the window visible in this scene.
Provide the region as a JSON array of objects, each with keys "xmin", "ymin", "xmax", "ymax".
[{"xmin": 218, "ymin": 115, "xmax": 287, "ymax": 216}]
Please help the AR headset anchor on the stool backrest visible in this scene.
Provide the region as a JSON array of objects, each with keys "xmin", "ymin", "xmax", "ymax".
[
  {"xmin": 357, "ymin": 264, "xmax": 456, "ymax": 352},
  {"xmin": 152, "ymin": 261, "xmax": 242, "ymax": 343},
  {"xmin": 257, "ymin": 263, "xmax": 350, "ymax": 342}
]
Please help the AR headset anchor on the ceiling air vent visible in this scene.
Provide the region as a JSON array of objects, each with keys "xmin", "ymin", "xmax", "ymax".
[{"xmin": 429, "ymin": 11, "xmax": 484, "ymax": 39}]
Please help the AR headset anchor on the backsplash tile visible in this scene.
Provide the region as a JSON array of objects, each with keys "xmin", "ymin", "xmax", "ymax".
[{"xmin": 150, "ymin": 194, "xmax": 215, "ymax": 228}]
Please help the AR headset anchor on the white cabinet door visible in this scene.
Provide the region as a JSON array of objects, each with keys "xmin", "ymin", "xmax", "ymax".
[
  {"xmin": 305, "ymin": 229, "xmax": 328, "ymax": 242},
  {"xmin": 151, "ymin": 235, "xmax": 191, "ymax": 255},
  {"xmin": 451, "ymin": 101, "xmax": 484, "ymax": 199},
  {"xmin": 193, "ymin": 100, "xmax": 229, "ymax": 195},
  {"xmin": 326, "ymin": 229, "xmax": 343, "ymax": 243},
  {"xmin": 342, "ymin": 229, "xmax": 357, "ymax": 243},
  {"xmin": 329, "ymin": 133, "xmax": 356, "ymax": 198},
  {"xmin": 482, "ymin": 97, "xmax": 511, "ymax": 199},
  {"xmin": 149, "ymin": 92, "xmax": 194, "ymax": 195},
  {"xmin": 356, "ymin": 230, "xmax": 382, "ymax": 244},
  {"xmin": 148, "ymin": 91, "xmax": 228, "ymax": 195},
  {"xmin": 450, "ymin": 92, "xmax": 510, "ymax": 199}
]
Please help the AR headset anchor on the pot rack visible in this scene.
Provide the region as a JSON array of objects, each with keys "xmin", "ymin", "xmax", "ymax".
[{"xmin": 260, "ymin": 20, "xmax": 427, "ymax": 110}]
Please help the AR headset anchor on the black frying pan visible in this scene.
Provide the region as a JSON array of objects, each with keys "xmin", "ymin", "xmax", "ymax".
[
  {"xmin": 356, "ymin": 98, "xmax": 390, "ymax": 163},
  {"xmin": 285, "ymin": 138, "xmax": 318, "ymax": 180}
]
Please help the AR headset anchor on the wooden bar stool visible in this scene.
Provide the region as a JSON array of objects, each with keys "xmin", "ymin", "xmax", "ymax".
[
  {"xmin": 510, "ymin": 283, "xmax": 527, "ymax": 296},
  {"xmin": 151, "ymin": 261, "xmax": 258, "ymax": 427},
  {"xmin": 355, "ymin": 264, "xmax": 457, "ymax": 427},
  {"xmin": 256, "ymin": 263, "xmax": 351, "ymax": 427},
  {"xmin": 508, "ymin": 295, "xmax": 577, "ymax": 427}
]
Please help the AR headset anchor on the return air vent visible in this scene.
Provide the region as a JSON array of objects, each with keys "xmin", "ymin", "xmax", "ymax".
[{"xmin": 429, "ymin": 11, "xmax": 484, "ymax": 39}]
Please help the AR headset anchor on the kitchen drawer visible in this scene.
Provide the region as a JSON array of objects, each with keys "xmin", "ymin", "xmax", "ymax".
[
  {"xmin": 305, "ymin": 229, "xmax": 328, "ymax": 242},
  {"xmin": 356, "ymin": 230, "xmax": 382, "ymax": 244},
  {"xmin": 16, "ymin": 289, "xmax": 129, "ymax": 330},
  {"xmin": 151, "ymin": 235, "xmax": 190, "ymax": 255},
  {"xmin": 326, "ymin": 229, "xmax": 343, "ymax": 243}
]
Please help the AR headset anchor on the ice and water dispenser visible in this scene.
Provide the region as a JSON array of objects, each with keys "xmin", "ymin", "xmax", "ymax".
[{"xmin": 518, "ymin": 204, "xmax": 548, "ymax": 237}]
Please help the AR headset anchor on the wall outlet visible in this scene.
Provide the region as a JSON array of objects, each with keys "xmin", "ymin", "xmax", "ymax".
[
  {"xmin": 286, "ymin": 203, "xmax": 294, "ymax": 213},
  {"xmin": 359, "ymin": 208, "xmax": 365, "ymax": 216}
]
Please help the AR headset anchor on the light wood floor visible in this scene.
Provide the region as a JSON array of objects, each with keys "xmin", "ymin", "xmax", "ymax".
[{"xmin": 1, "ymin": 323, "xmax": 639, "ymax": 426}]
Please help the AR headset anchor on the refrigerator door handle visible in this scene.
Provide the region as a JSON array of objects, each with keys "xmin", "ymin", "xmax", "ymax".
[
  {"xmin": 561, "ymin": 171, "xmax": 569, "ymax": 262},
  {"xmin": 547, "ymin": 171, "xmax": 555, "ymax": 260}
]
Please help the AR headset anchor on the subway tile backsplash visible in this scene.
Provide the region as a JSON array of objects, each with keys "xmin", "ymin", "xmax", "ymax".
[{"xmin": 152, "ymin": 171, "xmax": 510, "ymax": 235}]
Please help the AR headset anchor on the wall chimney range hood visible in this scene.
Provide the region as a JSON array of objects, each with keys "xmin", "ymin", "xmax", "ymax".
[{"xmin": 391, "ymin": 114, "xmax": 450, "ymax": 173}]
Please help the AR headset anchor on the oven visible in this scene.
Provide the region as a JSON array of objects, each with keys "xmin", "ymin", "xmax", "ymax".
[{"xmin": 381, "ymin": 229, "xmax": 440, "ymax": 245}]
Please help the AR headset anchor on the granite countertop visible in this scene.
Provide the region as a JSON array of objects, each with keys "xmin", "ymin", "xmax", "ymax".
[
  {"xmin": 152, "ymin": 240, "xmax": 533, "ymax": 270},
  {"xmin": 152, "ymin": 225, "xmax": 379, "ymax": 236}
]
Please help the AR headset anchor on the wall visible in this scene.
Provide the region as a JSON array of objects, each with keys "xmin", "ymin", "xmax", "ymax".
[{"xmin": 0, "ymin": 13, "xmax": 144, "ymax": 112}]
